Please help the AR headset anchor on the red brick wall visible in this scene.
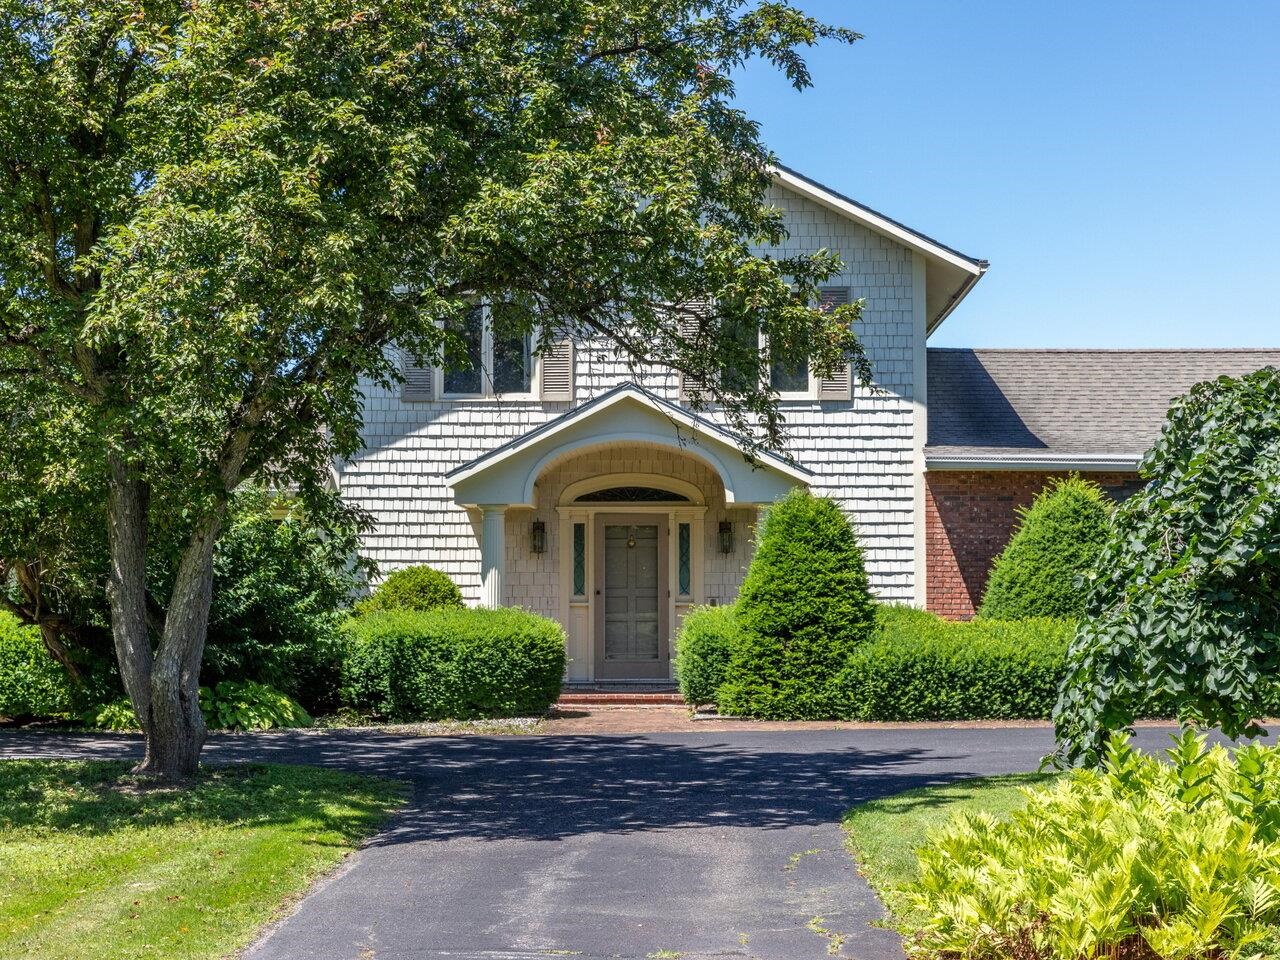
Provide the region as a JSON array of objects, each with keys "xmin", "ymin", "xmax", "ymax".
[{"xmin": 925, "ymin": 470, "xmax": 1142, "ymax": 620}]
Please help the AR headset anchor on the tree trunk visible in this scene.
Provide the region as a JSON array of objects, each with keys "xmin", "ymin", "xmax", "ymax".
[
  {"xmin": 106, "ymin": 452, "xmax": 154, "ymax": 741},
  {"xmin": 135, "ymin": 509, "xmax": 224, "ymax": 780}
]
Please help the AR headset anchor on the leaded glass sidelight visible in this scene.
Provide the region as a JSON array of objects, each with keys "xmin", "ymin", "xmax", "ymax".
[
  {"xmin": 678, "ymin": 523, "xmax": 691, "ymax": 596},
  {"xmin": 573, "ymin": 523, "xmax": 586, "ymax": 597}
]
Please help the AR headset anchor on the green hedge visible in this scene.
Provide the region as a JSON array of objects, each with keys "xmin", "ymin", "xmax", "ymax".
[
  {"xmin": 0, "ymin": 612, "xmax": 73, "ymax": 719},
  {"xmin": 342, "ymin": 607, "xmax": 566, "ymax": 720},
  {"xmin": 838, "ymin": 606, "xmax": 1074, "ymax": 721},
  {"xmin": 674, "ymin": 604, "xmax": 740, "ymax": 706}
]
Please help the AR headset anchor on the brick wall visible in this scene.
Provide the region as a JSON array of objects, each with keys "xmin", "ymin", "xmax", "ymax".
[{"xmin": 925, "ymin": 470, "xmax": 1143, "ymax": 619}]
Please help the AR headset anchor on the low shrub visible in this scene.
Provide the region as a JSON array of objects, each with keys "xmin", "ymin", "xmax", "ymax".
[
  {"xmin": 674, "ymin": 604, "xmax": 740, "ymax": 706},
  {"xmin": 0, "ymin": 612, "xmax": 73, "ymax": 719},
  {"xmin": 81, "ymin": 698, "xmax": 139, "ymax": 731},
  {"xmin": 199, "ymin": 680, "xmax": 312, "ymax": 731},
  {"xmin": 356, "ymin": 565, "xmax": 463, "ymax": 616},
  {"xmin": 905, "ymin": 731, "xmax": 1280, "ymax": 960},
  {"xmin": 719, "ymin": 490, "xmax": 876, "ymax": 719},
  {"xmin": 838, "ymin": 607, "xmax": 1073, "ymax": 721},
  {"xmin": 979, "ymin": 475, "xmax": 1113, "ymax": 620},
  {"xmin": 342, "ymin": 607, "xmax": 566, "ymax": 720}
]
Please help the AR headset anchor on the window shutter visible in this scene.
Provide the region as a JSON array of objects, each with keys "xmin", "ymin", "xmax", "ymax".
[
  {"xmin": 400, "ymin": 350, "xmax": 436, "ymax": 402},
  {"xmin": 540, "ymin": 338, "xmax": 574, "ymax": 402},
  {"xmin": 816, "ymin": 286, "xmax": 852, "ymax": 401},
  {"xmin": 677, "ymin": 297, "xmax": 713, "ymax": 401}
]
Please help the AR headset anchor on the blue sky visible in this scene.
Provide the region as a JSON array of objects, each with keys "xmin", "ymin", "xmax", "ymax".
[{"xmin": 734, "ymin": 2, "xmax": 1280, "ymax": 348}]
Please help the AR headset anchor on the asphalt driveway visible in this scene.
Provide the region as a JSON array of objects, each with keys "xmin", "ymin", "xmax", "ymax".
[{"xmin": 0, "ymin": 725, "xmax": 1204, "ymax": 960}]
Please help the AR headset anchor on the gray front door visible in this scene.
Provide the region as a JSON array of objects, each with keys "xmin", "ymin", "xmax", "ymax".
[{"xmin": 594, "ymin": 514, "xmax": 669, "ymax": 679}]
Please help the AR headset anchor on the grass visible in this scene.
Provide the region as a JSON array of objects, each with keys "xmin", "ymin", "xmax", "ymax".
[
  {"xmin": 0, "ymin": 759, "xmax": 405, "ymax": 960},
  {"xmin": 842, "ymin": 773, "xmax": 1052, "ymax": 922}
]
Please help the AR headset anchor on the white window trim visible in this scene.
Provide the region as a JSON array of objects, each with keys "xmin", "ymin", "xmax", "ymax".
[
  {"xmin": 440, "ymin": 303, "xmax": 541, "ymax": 401},
  {"xmin": 762, "ymin": 327, "xmax": 817, "ymax": 401}
]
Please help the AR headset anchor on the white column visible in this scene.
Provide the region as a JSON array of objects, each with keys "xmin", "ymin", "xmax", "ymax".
[{"xmin": 479, "ymin": 506, "xmax": 507, "ymax": 608}]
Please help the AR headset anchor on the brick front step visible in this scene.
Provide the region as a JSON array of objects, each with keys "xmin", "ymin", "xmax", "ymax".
[{"xmin": 557, "ymin": 685, "xmax": 685, "ymax": 706}]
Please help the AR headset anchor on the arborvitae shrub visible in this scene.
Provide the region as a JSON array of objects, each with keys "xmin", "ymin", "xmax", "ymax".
[
  {"xmin": 674, "ymin": 603, "xmax": 740, "ymax": 707},
  {"xmin": 718, "ymin": 489, "xmax": 875, "ymax": 719},
  {"xmin": 357, "ymin": 564, "xmax": 463, "ymax": 615},
  {"xmin": 980, "ymin": 475, "xmax": 1113, "ymax": 620}
]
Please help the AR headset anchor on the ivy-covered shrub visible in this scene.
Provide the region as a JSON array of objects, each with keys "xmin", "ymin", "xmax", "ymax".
[
  {"xmin": 979, "ymin": 476, "xmax": 1113, "ymax": 620},
  {"xmin": 839, "ymin": 607, "xmax": 1074, "ymax": 721},
  {"xmin": 356, "ymin": 565, "xmax": 464, "ymax": 615},
  {"xmin": 905, "ymin": 732, "xmax": 1280, "ymax": 960},
  {"xmin": 342, "ymin": 607, "xmax": 566, "ymax": 720},
  {"xmin": 718, "ymin": 490, "xmax": 876, "ymax": 719},
  {"xmin": 1056, "ymin": 366, "xmax": 1280, "ymax": 764},
  {"xmin": 201, "ymin": 488, "xmax": 366, "ymax": 714},
  {"xmin": 199, "ymin": 680, "xmax": 312, "ymax": 731},
  {"xmin": 674, "ymin": 604, "xmax": 740, "ymax": 706},
  {"xmin": 0, "ymin": 612, "xmax": 73, "ymax": 719}
]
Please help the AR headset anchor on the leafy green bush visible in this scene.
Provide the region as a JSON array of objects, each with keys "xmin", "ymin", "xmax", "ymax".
[
  {"xmin": 1056, "ymin": 367, "xmax": 1280, "ymax": 764},
  {"xmin": 0, "ymin": 612, "xmax": 73, "ymax": 719},
  {"xmin": 201, "ymin": 488, "xmax": 366, "ymax": 714},
  {"xmin": 905, "ymin": 731, "xmax": 1280, "ymax": 960},
  {"xmin": 839, "ymin": 607, "xmax": 1074, "ymax": 721},
  {"xmin": 342, "ymin": 607, "xmax": 566, "ymax": 720},
  {"xmin": 674, "ymin": 604, "xmax": 740, "ymax": 706},
  {"xmin": 718, "ymin": 490, "xmax": 876, "ymax": 719},
  {"xmin": 199, "ymin": 680, "xmax": 312, "ymax": 731},
  {"xmin": 356, "ymin": 565, "xmax": 464, "ymax": 616},
  {"xmin": 980, "ymin": 475, "xmax": 1113, "ymax": 620},
  {"xmin": 82, "ymin": 698, "xmax": 139, "ymax": 731}
]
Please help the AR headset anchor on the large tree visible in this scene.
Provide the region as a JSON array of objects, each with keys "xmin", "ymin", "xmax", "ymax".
[
  {"xmin": 1054, "ymin": 367, "xmax": 1280, "ymax": 765},
  {"xmin": 0, "ymin": 0, "xmax": 869, "ymax": 777}
]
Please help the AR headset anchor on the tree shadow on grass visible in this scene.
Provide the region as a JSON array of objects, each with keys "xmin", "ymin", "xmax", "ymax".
[{"xmin": 0, "ymin": 758, "xmax": 404, "ymax": 840}]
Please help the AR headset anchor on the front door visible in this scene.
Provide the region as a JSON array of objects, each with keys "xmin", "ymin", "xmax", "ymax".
[{"xmin": 594, "ymin": 514, "xmax": 669, "ymax": 679}]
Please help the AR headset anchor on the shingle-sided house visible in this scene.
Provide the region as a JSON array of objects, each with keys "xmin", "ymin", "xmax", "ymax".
[{"xmin": 337, "ymin": 165, "xmax": 1279, "ymax": 680}]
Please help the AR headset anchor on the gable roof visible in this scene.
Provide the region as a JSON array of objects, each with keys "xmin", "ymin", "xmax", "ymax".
[
  {"xmin": 447, "ymin": 382, "xmax": 812, "ymax": 507},
  {"xmin": 771, "ymin": 165, "xmax": 988, "ymax": 332},
  {"xmin": 926, "ymin": 348, "xmax": 1280, "ymax": 470}
]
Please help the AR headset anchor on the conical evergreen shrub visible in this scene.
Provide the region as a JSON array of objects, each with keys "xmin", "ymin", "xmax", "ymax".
[
  {"xmin": 718, "ymin": 489, "xmax": 875, "ymax": 718},
  {"xmin": 979, "ymin": 475, "xmax": 1113, "ymax": 620}
]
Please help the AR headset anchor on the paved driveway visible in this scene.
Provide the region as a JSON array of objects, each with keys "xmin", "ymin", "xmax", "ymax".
[{"xmin": 0, "ymin": 726, "xmax": 1202, "ymax": 960}]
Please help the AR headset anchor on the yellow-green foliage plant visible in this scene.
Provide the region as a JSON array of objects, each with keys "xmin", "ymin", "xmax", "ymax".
[{"xmin": 905, "ymin": 731, "xmax": 1280, "ymax": 960}]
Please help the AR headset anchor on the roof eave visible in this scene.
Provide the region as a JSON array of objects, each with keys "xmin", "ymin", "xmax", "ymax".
[{"xmin": 925, "ymin": 453, "xmax": 1142, "ymax": 472}]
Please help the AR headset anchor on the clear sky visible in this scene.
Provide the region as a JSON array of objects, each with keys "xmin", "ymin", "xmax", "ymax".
[{"xmin": 734, "ymin": 1, "xmax": 1280, "ymax": 348}]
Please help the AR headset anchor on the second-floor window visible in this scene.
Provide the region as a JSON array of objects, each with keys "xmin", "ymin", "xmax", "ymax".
[{"xmin": 443, "ymin": 304, "xmax": 533, "ymax": 397}]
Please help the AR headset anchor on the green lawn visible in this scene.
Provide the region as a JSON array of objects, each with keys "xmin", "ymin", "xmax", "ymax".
[
  {"xmin": 0, "ymin": 759, "xmax": 405, "ymax": 960},
  {"xmin": 842, "ymin": 773, "xmax": 1052, "ymax": 922}
]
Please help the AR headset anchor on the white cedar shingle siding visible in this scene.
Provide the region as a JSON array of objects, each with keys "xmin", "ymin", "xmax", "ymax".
[{"xmin": 341, "ymin": 183, "xmax": 921, "ymax": 603}]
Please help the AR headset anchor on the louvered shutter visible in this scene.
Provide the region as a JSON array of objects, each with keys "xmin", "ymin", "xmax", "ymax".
[
  {"xmin": 400, "ymin": 349, "xmax": 436, "ymax": 402},
  {"xmin": 677, "ymin": 297, "xmax": 713, "ymax": 401},
  {"xmin": 816, "ymin": 286, "xmax": 852, "ymax": 401},
  {"xmin": 539, "ymin": 338, "xmax": 574, "ymax": 402}
]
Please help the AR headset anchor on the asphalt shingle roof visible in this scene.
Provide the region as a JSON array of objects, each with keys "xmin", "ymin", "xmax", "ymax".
[{"xmin": 926, "ymin": 348, "xmax": 1280, "ymax": 464}]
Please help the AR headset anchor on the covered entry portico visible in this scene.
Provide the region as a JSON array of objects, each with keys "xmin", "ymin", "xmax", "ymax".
[{"xmin": 447, "ymin": 384, "xmax": 810, "ymax": 681}]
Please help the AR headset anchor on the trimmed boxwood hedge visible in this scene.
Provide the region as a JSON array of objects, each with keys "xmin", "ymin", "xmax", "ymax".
[
  {"xmin": 342, "ymin": 607, "xmax": 566, "ymax": 720},
  {"xmin": 674, "ymin": 603, "xmax": 740, "ymax": 707},
  {"xmin": 0, "ymin": 612, "xmax": 73, "ymax": 720},
  {"xmin": 838, "ymin": 606, "xmax": 1074, "ymax": 721}
]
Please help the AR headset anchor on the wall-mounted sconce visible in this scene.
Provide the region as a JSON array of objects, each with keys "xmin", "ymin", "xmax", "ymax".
[
  {"xmin": 718, "ymin": 521, "xmax": 734, "ymax": 554},
  {"xmin": 530, "ymin": 521, "xmax": 546, "ymax": 554}
]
